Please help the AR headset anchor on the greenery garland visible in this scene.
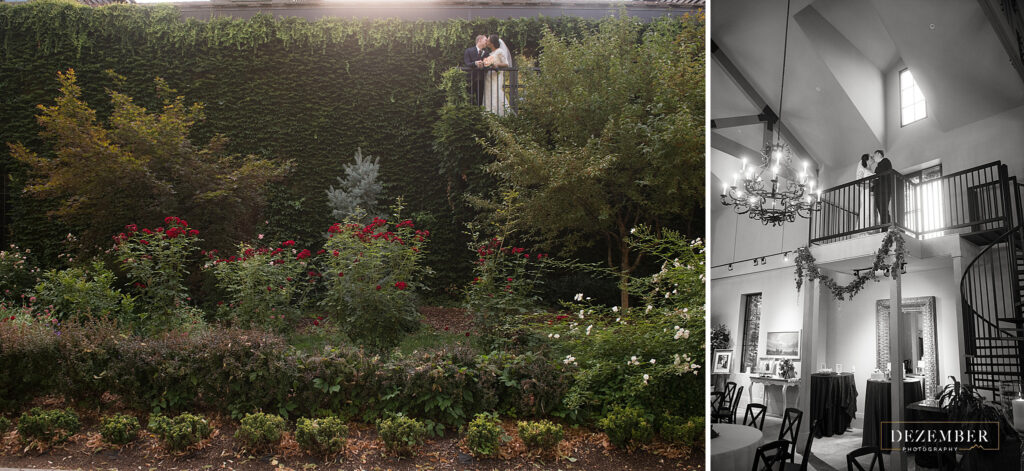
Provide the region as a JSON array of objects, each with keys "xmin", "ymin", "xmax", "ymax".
[{"xmin": 794, "ymin": 227, "xmax": 906, "ymax": 301}]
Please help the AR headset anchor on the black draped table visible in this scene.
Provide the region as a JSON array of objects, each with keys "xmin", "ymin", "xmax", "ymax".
[
  {"xmin": 810, "ymin": 372, "xmax": 858, "ymax": 437},
  {"xmin": 862, "ymin": 378, "xmax": 925, "ymax": 450}
]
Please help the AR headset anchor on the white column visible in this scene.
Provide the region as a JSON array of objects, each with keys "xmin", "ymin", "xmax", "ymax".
[{"xmin": 889, "ymin": 273, "xmax": 907, "ymax": 471}]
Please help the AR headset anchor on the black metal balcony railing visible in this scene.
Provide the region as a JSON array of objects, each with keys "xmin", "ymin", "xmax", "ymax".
[
  {"xmin": 459, "ymin": 66, "xmax": 538, "ymax": 114},
  {"xmin": 809, "ymin": 162, "xmax": 1012, "ymax": 244}
]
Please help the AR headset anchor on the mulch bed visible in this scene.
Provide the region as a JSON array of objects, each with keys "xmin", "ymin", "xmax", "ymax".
[
  {"xmin": 0, "ymin": 417, "xmax": 704, "ymax": 471},
  {"xmin": 418, "ymin": 306, "xmax": 474, "ymax": 333}
]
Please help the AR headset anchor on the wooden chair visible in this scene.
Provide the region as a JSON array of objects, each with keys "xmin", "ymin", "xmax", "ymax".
[
  {"xmin": 710, "ymin": 391, "xmax": 724, "ymax": 422},
  {"xmin": 777, "ymin": 407, "xmax": 803, "ymax": 463},
  {"xmin": 751, "ymin": 439, "xmax": 789, "ymax": 471},
  {"xmin": 742, "ymin": 403, "xmax": 767, "ymax": 430},
  {"xmin": 782, "ymin": 419, "xmax": 819, "ymax": 471},
  {"xmin": 847, "ymin": 446, "xmax": 884, "ymax": 471}
]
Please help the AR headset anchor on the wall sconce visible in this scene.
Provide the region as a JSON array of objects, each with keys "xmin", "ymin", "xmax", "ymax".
[
  {"xmin": 728, "ymin": 264, "xmax": 734, "ymax": 271},
  {"xmin": 753, "ymin": 258, "xmax": 759, "ymax": 266},
  {"xmin": 783, "ymin": 252, "xmax": 789, "ymax": 262},
  {"xmin": 760, "ymin": 257, "xmax": 767, "ymax": 265}
]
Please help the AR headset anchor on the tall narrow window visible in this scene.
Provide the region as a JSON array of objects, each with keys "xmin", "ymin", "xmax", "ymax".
[
  {"xmin": 740, "ymin": 293, "xmax": 762, "ymax": 373},
  {"xmin": 900, "ymin": 69, "xmax": 927, "ymax": 126}
]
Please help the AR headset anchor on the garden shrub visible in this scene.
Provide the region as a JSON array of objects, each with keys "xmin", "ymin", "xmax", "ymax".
[
  {"xmin": 148, "ymin": 413, "xmax": 212, "ymax": 451},
  {"xmin": 660, "ymin": 414, "xmax": 701, "ymax": 445},
  {"xmin": 113, "ymin": 217, "xmax": 201, "ymax": 333},
  {"xmin": 376, "ymin": 413, "xmax": 427, "ymax": 457},
  {"xmin": 319, "ymin": 206, "xmax": 430, "ymax": 352},
  {"xmin": 0, "ymin": 244, "xmax": 40, "ymax": 303},
  {"xmin": 33, "ymin": 261, "xmax": 135, "ymax": 324},
  {"xmin": 517, "ymin": 420, "xmax": 564, "ymax": 451},
  {"xmin": 17, "ymin": 407, "xmax": 81, "ymax": 444},
  {"xmin": 0, "ymin": 415, "xmax": 11, "ymax": 432},
  {"xmin": 463, "ymin": 233, "xmax": 551, "ymax": 351},
  {"xmin": 465, "ymin": 412, "xmax": 504, "ymax": 457},
  {"xmin": 545, "ymin": 228, "xmax": 705, "ymax": 423},
  {"xmin": 598, "ymin": 405, "xmax": 653, "ymax": 450},
  {"xmin": 207, "ymin": 240, "xmax": 317, "ymax": 331},
  {"xmin": 100, "ymin": 413, "xmax": 140, "ymax": 445},
  {"xmin": 235, "ymin": 412, "xmax": 287, "ymax": 451},
  {"xmin": 325, "ymin": 148, "xmax": 385, "ymax": 223},
  {"xmin": 476, "ymin": 351, "xmax": 569, "ymax": 418},
  {"xmin": 295, "ymin": 416, "xmax": 348, "ymax": 454}
]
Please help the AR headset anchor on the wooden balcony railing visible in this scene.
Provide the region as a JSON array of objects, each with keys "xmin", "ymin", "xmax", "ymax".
[{"xmin": 809, "ymin": 162, "xmax": 1012, "ymax": 244}]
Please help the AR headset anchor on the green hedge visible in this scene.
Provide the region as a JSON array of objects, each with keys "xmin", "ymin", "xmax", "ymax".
[
  {"xmin": 0, "ymin": 1, "xmax": 647, "ymax": 292},
  {"xmin": 0, "ymin": 320, "xmax": 570, "ymax": 425}
]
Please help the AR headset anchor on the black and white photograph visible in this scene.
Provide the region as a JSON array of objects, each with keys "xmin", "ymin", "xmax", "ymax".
[
  {"xmin": 714, "ymin": 350, "xmax": 736, "ymax": 374},
  {"xmin": 708, "ymin": 0, "xmax": 1024, "ymax": 470}
]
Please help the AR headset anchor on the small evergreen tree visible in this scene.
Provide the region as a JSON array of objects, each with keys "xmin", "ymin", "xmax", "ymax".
[{"xmin": 325, "ymin": 148, "xmax": 384, "ymax": 223}]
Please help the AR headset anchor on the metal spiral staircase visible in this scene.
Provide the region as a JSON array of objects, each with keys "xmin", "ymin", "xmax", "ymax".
[{"xmin": 960, "ymin": 175, "xmax": 1024, "ymax": 398}]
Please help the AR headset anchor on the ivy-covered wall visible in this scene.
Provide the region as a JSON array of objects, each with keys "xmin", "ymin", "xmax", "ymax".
[{"xmin": 0, "ymin": 1, "xmax": 688, "ymax": 296}]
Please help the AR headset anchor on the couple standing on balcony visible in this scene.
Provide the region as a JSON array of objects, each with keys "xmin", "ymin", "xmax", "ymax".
[
  {"xmin": 856, "ymin": 150, "xmax": 894, "ymax": 229},
  {"xmin": 464, "ymin": 34, "xmax": 513, "ymax": 116}
]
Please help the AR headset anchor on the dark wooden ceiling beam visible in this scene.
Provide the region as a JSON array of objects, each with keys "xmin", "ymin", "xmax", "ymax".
[{"xmin": 711, "ymin": 39, "xmax": 820, "ymax": 173}]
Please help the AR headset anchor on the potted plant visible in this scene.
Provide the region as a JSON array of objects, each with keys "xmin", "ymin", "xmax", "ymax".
[
  {"xmin": 938, "ymin": 377, "xmax": 1018, "ymax": 469},
  {"xmin": 711, "ymin": 324, "xmax": 731, "ymax": 351}
]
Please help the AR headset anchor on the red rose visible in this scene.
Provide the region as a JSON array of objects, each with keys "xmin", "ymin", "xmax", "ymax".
[
  {"xmin": 283, "ymin": 240, "xmax": 296, "ymax": 247},
  {"xmin": 188, "ymin": 229, "xmax": 199, "ymax": 236},
  {"xmin": 333, "ymin": 250, "xmax": 340, "ymax": 256},
  {"xmin": 375, "ymin": 285, "xmax": 382, "ymax": 290},
  {"xmin": 313, "ymin": 320, "xmax": 320, "ymax": 326},
  {"xmin": 395, "ymin": 281, "xmax": 407, "ymax": 290},
  {"xmin": 267, "ymin": 286, "xmax": 273, "ymax": 291},
  {"xmin": 140, "ymin": 239, "xmax": 150, "ymax": 245},
  {"xmin": 296, "ymin": 249, "xmax": 311, "ymax": 260},
  {"xmin": 338, "ymin": 272, "xmax": 344, "ymax": 277},
  {"xmin": 465, "ymin": 332, "xmax": 470, "ymax": 337}
]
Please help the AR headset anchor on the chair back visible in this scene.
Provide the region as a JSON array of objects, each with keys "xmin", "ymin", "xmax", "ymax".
[
  {"xmin": 729, "ymin": 385, "xmax": 745, "ymax": 422},
  {"xmin": 846, "ymin": 446, "xmax": 884, "ymax": 471},
  {"xmin": 711, "ymin": 391, "xmax": 724, "ymax": 411},
  {"xmin": 722, "ymin": 381, "xmax": 738, "ymax": 409},
  {"xmin": 751, "ymin": 439, "xmax": 789, "ymax": 471},
  {"xmin": 743, "ymin": 403, "xmax": 767, "ymax": 430},
  {"xmin": 797, "ymin": 420, "xmax": 820, "ymax": 471},
  {"xmin": 778, "ymin": 407, "xmax": 803, "ymax": 462}
]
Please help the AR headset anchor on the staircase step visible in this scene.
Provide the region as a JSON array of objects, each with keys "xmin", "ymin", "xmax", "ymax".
[
  {"xmin": 966, "ymin": 354, "xmax": 1020, "ymax": 358},
  {"xmin": 974, "ymin": 336, "xmax": 1024, "ymax": 341}
]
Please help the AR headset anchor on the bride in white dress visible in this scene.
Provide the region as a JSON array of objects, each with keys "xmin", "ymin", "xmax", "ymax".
[
  {"xmin": 482, "ymin": 35, "xmax": 512, "ymax": 116},
  {"xmin": 856, "ymin": 153, "xmax": 874, "ymax": 229}
]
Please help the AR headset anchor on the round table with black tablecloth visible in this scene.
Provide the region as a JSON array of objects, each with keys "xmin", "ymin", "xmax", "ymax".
[
  {"xmin": 810, "ymin": 373, "xmax": 858, "ymax": 437},
  {"xmin": 862, "ymin": 378, "xmax": 925, "ymax": 450}
]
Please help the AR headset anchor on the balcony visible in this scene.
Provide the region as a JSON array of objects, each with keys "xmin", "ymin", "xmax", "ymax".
[
  {"xmin": 809, "ymin": 161, "xmax": 1024, "ymax": 246},
  {"xmin": 458, "ymin": 66, "xmax": 538, "ymax": 114}
]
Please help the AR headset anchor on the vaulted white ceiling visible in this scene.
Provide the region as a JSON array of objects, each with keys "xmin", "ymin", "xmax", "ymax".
[{"xmin": 710, "ymin": 0, "xmax": 1024, "ymax": 187}]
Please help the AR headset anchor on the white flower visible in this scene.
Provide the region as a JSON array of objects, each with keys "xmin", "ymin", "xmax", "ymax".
[
  {"xmin": 586, "ymin": 324, "xmax": 593, "ymax": 335},
  {"xmin": 611, "ymin": 306, "xmax": 619, "ymax": 313},
  {"xmin": 574, "ymin": 293, "xmax": 584, "ymax": 302},
  {"xmin": 548, "ymin": 333, "xmax": 553, "ymax": 338},
  {"xmin": 578, "ymin": 310, "xmax": 585, "ymax": 319},
  {"xmin": 553, "ymin": 334, "xmax": 560, "ymax": 339},
  {"xmin": 642, "ymin": 374, "xmax": 650, "ymax": 385},
  {"xmin": 563, "ymin": 355, "xmax": 576, "ymax": 365},
  {"xmin": 646, "ymin": 305, "xmax": 653, "ymax": 313},
  {"xmin": 650, "ymin": 359, "xmax": 656, "ymax": 365},
  {"xmin": 630, "ymin": 227, "xmax": 637, "ymax": 234},
  {"xmin": 673, "ymin": 354, "xmax": 681, "ymax": 366}
]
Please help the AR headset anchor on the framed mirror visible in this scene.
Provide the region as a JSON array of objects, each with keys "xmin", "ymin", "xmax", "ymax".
[{"xmin": 876, "ymin": 296, "xmax": 938, "ymax": 398}]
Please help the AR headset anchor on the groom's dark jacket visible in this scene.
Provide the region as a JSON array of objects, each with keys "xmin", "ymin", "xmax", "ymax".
[{"xmin": 464, "ymin": 46, "xmax": 489, "ymax": 104}]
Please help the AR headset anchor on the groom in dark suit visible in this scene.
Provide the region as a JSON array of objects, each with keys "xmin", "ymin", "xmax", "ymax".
[
  {"xmin": 464, "ymin": 35, "xmax": 490, "ymax": 106},
  {"xmin": 872, "ymin": 149, "xmax": 893, "ymax": 224}
]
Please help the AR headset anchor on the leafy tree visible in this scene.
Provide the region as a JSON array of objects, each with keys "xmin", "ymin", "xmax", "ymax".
[
  {"xmin": 7, "ymin": 69, "xmax": 291, "ymax": 252},
  {"xmin": 325, "ymin": 148, "xmax": 384, "ymax": 223},
  {"xmin": 481, "ymin": 14, "xmax": 704, "ymax": 308}
]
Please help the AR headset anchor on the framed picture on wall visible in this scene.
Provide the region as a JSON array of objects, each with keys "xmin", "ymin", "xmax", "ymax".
[
  {"xmin": 712, "ymin": 350, "xmax": 733, "ymax": 374},
  {"xmin": 766, "ymin": 331, "xmax": 801, "ymax": 358},
  {"xmin": 757, "ymin": 356, "xmax": 776, "ymax": 376}
]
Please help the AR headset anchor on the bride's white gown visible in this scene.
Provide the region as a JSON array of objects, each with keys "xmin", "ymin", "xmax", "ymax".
[{"xmin": 483, "ymin": 43, "xmax": 511, "ymax": 116}]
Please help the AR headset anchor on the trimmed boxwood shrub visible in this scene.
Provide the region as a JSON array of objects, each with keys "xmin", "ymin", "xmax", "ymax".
[
  {"xmin": 660, "ymin": 415, "xmax": 702, "ymax": 445},
  {"xmin": 17, "ymin": 407, "xmax": 81, "ymax": 444},
  {"xmin": 148, "ymin": 413, "xmax": 212, "ymax": 451},
  {"xmin": 100, "ymin": 413, "xmax": 141, "ymax": 445},
  {"xmin": 465, "ymin": 412, "xmax": 504, "ymax": 458},
  {"xmin": 377, "ymin": 413, "xmax": 427, "ymax": 457},
  {"xmin": 599, "ymin": 406, "xmax": 653, "ymax": 450},
  {"xmin": 0, "ymin": 416, "xmax": 10, "ymax": 432},
  {"xmin": 234, "ymin": 412, "xmax": 286, "ymax": 451},
  {"xmin": 295, "ymin": 416, "xmax": 348, "ymax": 454},
  {"xmin": 517, "ymin": 420, "xmax": 564, "ymax": 451}
]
